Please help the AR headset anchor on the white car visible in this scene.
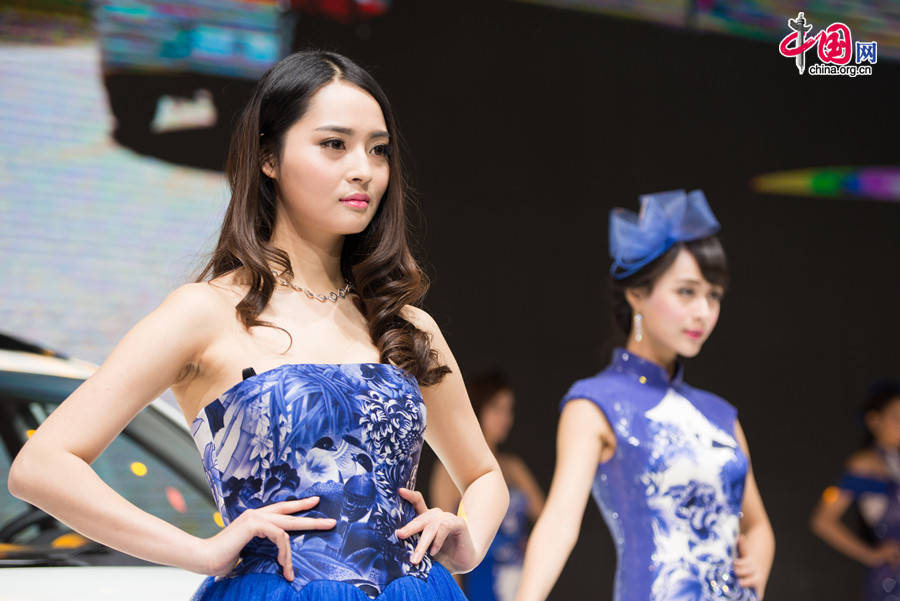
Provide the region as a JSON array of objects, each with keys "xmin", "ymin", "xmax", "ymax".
[{"xmin": 0, "ymin": 335, "xmax": 212, "ymax": 599}]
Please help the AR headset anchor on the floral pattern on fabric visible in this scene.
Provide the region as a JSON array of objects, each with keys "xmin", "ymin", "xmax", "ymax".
[
  {"xmin": 642, "ymin": 391, "xmax": 754, "ymax": 601},
  {"xmin": 190, "ymin": 363, "xmax": 430, "ymax": 599}
]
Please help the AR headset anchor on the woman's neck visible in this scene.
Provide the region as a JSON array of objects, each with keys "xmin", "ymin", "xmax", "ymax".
[
  {"xmin": 624, "ymin": 338, "xmax": 677, "ymax": 377},
  {"xmin": 269, "ymin": 217, "xmax": 345, "ymax": 292}
]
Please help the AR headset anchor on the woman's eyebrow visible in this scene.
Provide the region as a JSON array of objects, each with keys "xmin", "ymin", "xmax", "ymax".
[{"xmin": 314, "ymin": 125, "xmax": 389, "ymax": 139}]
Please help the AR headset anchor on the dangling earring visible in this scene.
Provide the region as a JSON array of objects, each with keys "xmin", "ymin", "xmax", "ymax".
[{"xmin": 633, "ymin": 313, "xmax": 643, "ymax": 342}]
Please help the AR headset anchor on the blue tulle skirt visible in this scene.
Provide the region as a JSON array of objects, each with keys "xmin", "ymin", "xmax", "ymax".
[{"xmin": 190, "ymin": 562, "xmax": 467, "ymax": 601}]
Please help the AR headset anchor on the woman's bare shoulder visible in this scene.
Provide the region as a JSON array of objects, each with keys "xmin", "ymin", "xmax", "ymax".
[
  {"xmin": 400, "ymin": 305, "xmax": 438, "ymax": 333},
  {"xmin": 204, "ymin": 268, "xmax": 253, "ymax": 298},
  {"xmin": 166, "ymin": 279, "xmax": 234, "ymax": 313},
  {"xmin": 159, "ymin": 275, "xmax": 245, "ymax": 341},
  {"xmin": 846, "ymin": 448, "xmax": 888, "ymax": 478}
]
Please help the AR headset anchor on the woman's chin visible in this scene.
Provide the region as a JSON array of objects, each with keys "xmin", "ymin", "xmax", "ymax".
[
  {"xmin": 675, "ymin": 341, "xmax": 704, "ymax": 359},
  {"xmin": 325, "ymin": 221, "xmax": 372, "ymax": 237}
]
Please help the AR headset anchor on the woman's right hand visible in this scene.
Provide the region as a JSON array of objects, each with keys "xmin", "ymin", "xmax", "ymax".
[
  {"xmin": 867, "ymin": 541, "xmax": 900, "ymax": 568},
  {"xmin": 198, "ymin": 497, "xmax": 336, "ymax": 581}
]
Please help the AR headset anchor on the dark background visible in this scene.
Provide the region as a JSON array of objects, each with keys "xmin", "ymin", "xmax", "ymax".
[{"xmin": 115, "ymin": 0, "xmax": 900, "ymax": 598}]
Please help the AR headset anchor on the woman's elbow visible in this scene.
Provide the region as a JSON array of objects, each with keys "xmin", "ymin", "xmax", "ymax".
[
  {"xmin": 809, "ymin": 511, "xmax": 827, "ymax": 538},
  {"xmin": 7, "ymin": 442, "xmax": 62, "ymax": 502},
  {"xmin": 487, "ymin": 464, "xmax": 509, "ymax": 510},
  {"xmin": 496, "ymin": 477, "xmax": 510, "ymax": 515},
  {"xmin": 7, "ymin": 448, "xmax": 38, "ymax": 500}
]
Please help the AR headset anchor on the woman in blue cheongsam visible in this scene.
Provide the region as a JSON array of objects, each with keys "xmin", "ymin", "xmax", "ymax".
[{"xmin": 515, "ymin": 190, "xmax": 775, "ymax": 601}]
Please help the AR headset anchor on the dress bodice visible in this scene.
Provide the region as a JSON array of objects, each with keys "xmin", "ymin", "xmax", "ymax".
[
  {"xmin": 561, "ymin": 349, "xmax": 755, "ymax": 601},
  {"xmin": 190, "ymin": 363, "xmax": 431, "ymax": 599}
]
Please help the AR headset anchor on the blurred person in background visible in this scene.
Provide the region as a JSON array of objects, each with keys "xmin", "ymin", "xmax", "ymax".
[
  {"xmin": 431, "ymin": 370, "xmax": 545, "ymax": 601},
  {"xmin": 811, "ymin": 380, "xmax": 900, "ymax": 601},
  {"xmin": 515, "ymin": 190, "xmax": 775, "ymax": 601}
]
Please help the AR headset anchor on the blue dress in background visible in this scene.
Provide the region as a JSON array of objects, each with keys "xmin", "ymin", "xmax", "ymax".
[
  {"xmin": 189, "ymin": 363, "xmax": 466, "ymax": 600},
  {"xmin": 561, "ymin": 349, "xmax": 756, "ymax": 601},
  {"xmin": 838, "ymin": 449, "xmax": 900, "ymax": 601},
  {"xmin": 465, "ymin": 487, "xmax": 530, "ymax": 601}
]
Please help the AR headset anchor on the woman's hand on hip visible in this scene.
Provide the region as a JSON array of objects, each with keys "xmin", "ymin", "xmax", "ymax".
[
  {"xmin": 198, "ymin": 497, "xmax": 335, "ymax": 581},
  {"xmin": 395, "ymin": 487, "xmax": 477, "ymax": 573}
]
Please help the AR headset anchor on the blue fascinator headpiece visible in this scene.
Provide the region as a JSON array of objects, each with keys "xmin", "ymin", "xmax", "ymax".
[{"xmin": 609, "ymin": 189, "xmax": 720, "ymax": 280}]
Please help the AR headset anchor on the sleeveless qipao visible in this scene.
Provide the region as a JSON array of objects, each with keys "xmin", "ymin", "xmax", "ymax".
[
  {"xmin": 561, "ymin": 349, "xmax": 756, "ymax": 601},
  {"xmin": 189, "ymin": 363, "xmax": 465, "ymax": 601}
]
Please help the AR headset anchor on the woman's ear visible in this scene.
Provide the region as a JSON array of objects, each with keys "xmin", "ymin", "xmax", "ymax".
[
  {"xmin": 624, "ymin": 287, "xmax": 646, "ymax": 314},
  {"xmin": 261, "ymin": 159, "xmax": 277, "ymax": 180},
  {"xmin": 260, "ymin": 147, "xmax": 278, "ymax": 180}
]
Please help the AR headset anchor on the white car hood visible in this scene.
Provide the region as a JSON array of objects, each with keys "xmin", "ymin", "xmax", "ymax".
[{"xmin": 0, "ymin": 566, "xmax": 207, "ymax": 601}]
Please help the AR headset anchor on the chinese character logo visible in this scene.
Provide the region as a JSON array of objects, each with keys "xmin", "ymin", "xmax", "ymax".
[
  {"xmin": 779, "ymin": 11, "xmax": 815, "ymax": 74},
  {"xmin": 816, "ymin": 22, "xmax": 853, "ymax": 65},
  {"xmin": 778, "ymin": 12, "xmax": 877, "ymax": 76},
  {"xmin": 856, "ymin": 41, "xmax": 878, "ymax": 64}
]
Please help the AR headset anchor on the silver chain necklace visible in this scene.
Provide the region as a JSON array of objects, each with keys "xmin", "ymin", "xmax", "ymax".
[{"xmin": 271, "ymin": 269, "xmax": 352, "ymax": 303}]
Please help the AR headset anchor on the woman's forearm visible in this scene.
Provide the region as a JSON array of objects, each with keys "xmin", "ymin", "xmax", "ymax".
[
  {"xmin": 9, "ymin": 444, "xmax": 207, "ymax": 572},
  {"xmin": 811, "ymin": 513, "xmax": 878, "ymax": 566},
  {"xmin": 742, "ymin": 518, "xmax": 775, "ymax": 596},
  {"xmin": 457, "ymin": 466, "xmax": 508, "ymax": 569},
  {"xmin": 512, "ymin": 400, "xmax": 605, "ymax": 601},
  {"xmin": 514, "ymin": 506, "xmax": 579, "ymax": 601}
]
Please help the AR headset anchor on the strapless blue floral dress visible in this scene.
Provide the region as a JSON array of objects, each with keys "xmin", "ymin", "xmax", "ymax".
[{"xmin": 189, "ymin": 363, "xmax": 466, "ymax": 600}]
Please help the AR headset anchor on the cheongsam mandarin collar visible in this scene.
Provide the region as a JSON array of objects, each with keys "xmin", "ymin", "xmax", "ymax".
[{"xmin": 611, "ymin": 347, "xmax": 684, "ymax": 390}]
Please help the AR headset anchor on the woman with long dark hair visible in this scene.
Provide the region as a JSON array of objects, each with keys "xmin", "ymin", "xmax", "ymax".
[
  {"xmin": 430, "ymin": 370, "xmax": 545, "ymax": 601},
  {"xmin": 514, "ymin": 190, "xmax": 775, "ymax": 601},
  {"xmin": 8, "ymin": 50, "xmax": 508, "ymax": 600},
  {"xmin": 811, "ymin": 380, "xmax": 900, "ymax": 600}
]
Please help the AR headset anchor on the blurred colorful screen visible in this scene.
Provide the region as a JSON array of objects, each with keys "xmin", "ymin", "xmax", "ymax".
[{"xmin": 514, "ymin": 0, "xmax": 900, "ymax": 59}]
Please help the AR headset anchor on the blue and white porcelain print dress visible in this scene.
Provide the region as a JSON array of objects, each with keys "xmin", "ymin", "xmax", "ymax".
[
  {"xmin": 188, "ymin": 363, "xmax": 466, "ymax": 601},
  {"xmin": 561, "ymin": 349, "xmax": 755, "ymax": 601}
]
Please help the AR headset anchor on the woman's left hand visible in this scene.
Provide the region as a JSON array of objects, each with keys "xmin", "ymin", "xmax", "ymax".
[
  {"xmin": 395, "ymin": 487, "xmax": 478, "ymax": 573},
  {"xmin": 734, "ymin": 535, "xmax": 766, "ymax": 598}
]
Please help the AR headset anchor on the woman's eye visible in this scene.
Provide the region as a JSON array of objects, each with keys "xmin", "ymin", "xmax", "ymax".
[
  {"xmin": 371, "ymin": 143, "xmax": 392, "ymax": 158},
  {"xmin": 321, "ymin": 138, "xmax": 345, "ymax": 150},
  {"xmin": 678, "ymin": 288, "xmax": 695, "ymax": 296},
  {"xmin": 710, "ymin": 291, "xmax": 724, "ymax": 302}
]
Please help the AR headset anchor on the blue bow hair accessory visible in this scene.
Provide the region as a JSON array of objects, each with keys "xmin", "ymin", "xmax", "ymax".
[{"xmin": 609, "ymin": 189, "xmax": 720, "ymax": 279}]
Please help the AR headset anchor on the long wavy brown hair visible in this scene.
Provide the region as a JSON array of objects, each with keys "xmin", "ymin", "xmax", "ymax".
[{"xmin": 197, "ymin": 50, "xmax": 450, "ymax": 386}]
